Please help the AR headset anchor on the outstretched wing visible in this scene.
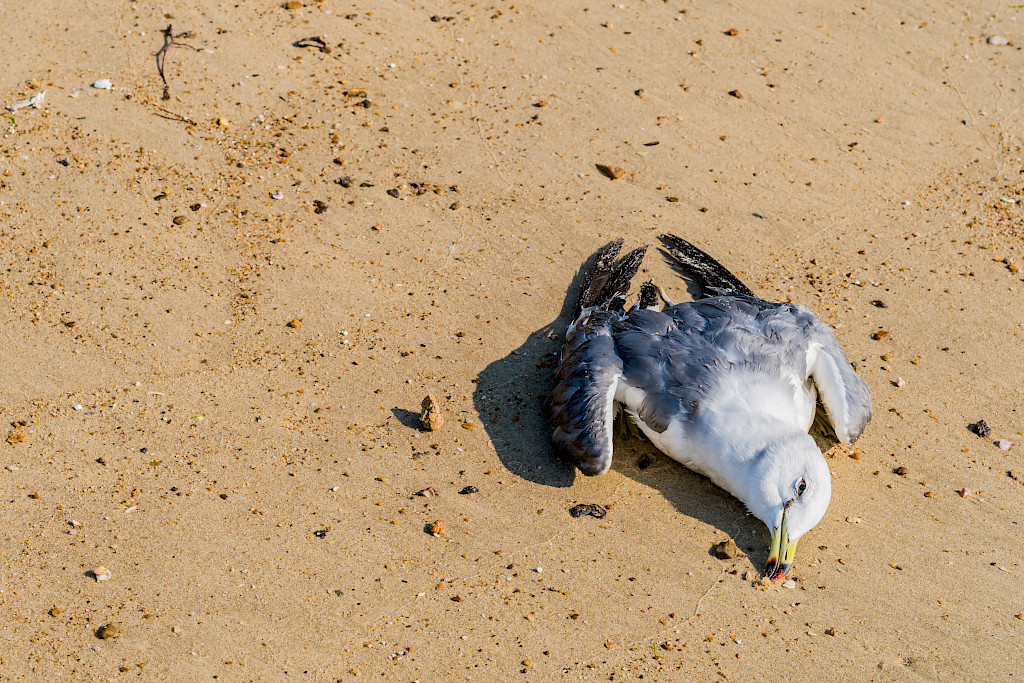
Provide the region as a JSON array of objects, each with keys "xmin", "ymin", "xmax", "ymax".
[
  {"xmin": 804, "ymin": 318, "xmax": 872, "ymax": 444},
  {"xmin": 551, "ymin": 239, "xmax": 649, "ymax": 475},
  {"xmin": 549, "ymin": 312, "xmax": 623, "ymax": 476}
]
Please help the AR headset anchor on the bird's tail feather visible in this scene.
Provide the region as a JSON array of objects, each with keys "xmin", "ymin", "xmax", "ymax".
[
  {"xmin": 658, "ymin": 234, "xmax": 754, "ymax": 298},
  {"xmin": 577, "ymin": 240, "xmax": 648, "ymax": 313}
]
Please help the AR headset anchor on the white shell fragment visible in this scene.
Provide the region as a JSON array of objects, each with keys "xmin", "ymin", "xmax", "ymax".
[
  {"xmin": 895, "ymin": 376, "xmax": 905, "ymax": 387},
  {"xmin": 92, "ymin": 79, "xmax": 113, "ymax": 90},
  {"xmin": 92, "ymin": 566, "xmax": 112, "ymax": 581},
  {"xmin": 987, "ymin": 36, "xmax": 1009, "ymax": 46},
  {"xmin": 998, "ymin": 439, "xmax": 1013, "ymax": 451},
  {"xmin": 782, "ymin": 580, "xmax": 797, "ymax": 589},
  {"xmin": 270, "ymin": 191, "xmax": 283, "ymax": 200},
  {"xmin": 6, "ymin": 91, "xmax": 46, "ymax": 112}
]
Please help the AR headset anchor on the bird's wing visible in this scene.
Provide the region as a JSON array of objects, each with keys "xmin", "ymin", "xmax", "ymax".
[
  {"xmin": 612, "ymin": 308, "xmax": 706, "ymax": 433},
  {"xmin": 549, "ymin": 311, "xmax": 623, "ymax": 476},
  {"xmin": 658, "ymin": 297, "xmax": 871, "ymax": 445},
  {"xmin": 779, "ymin": 305, "xmax": 872, "ymax": 444}
]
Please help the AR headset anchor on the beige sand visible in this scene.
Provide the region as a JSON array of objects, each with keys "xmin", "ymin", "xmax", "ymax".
[{"xmin": 1, "ymin": 1, "xmax": 1022, "ymax": 679}]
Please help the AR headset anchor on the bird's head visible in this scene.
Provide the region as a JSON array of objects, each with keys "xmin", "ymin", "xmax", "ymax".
[{"xmin": 746, "ymin": 434, "xmax": 832, "ymax": 582}]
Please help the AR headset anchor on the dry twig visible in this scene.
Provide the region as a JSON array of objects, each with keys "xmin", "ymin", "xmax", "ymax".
[{"xmin": 155, "ymin": 24, "xmax": 200, "ymax": 101}]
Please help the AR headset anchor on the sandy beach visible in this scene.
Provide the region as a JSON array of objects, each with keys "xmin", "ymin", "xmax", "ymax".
[{"xmin": 1, "ymin": 1, "xmax": 1022, "ymax": 679}]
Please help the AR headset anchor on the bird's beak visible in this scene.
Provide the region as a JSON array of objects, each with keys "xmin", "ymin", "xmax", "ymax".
[{"xmin": 765, "ymin": 512, "xmax": 798, "ymax": 582}]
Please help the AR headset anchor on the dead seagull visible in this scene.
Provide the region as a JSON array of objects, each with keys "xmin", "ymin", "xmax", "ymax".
[{"xmin": 549, "ymin": 235, "xmax": 872, "ymax": 581}]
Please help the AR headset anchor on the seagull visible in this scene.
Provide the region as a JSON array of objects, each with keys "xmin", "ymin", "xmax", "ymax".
[{"xmin": 549, "ymin": 235, "xmax": 872, "ymax": 581}]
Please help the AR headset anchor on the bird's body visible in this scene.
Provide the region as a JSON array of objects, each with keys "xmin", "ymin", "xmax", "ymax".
[{"xmin": 549, "ymin": 236, "xmax": 872, "ymax": 580}]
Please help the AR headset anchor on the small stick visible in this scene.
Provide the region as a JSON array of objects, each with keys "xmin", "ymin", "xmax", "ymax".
[
  {"xmin": 155, "ymin": 24, "xmax": 200, "ymax": 101},
  {"xmin": 153, "ymin": 107, "xmax": 196, "ymax": 125}
]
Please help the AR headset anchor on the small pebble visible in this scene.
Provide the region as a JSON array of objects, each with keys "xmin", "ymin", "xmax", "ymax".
[
  {"xmin": 895, "ymin": 377, "xmax": 905, "ymax": 388},
  {"xmin": 728, "ymin": 89, "xmax": 743, "ymax": 99},
  {"xmin": 872, "ymin": 329, "xmax": 889, "ymax": 340},
  {"xmin": 97, "ymin": 623, "xmax": 118, "ymax": 639},
  {"xmin": 458, "ymin": 486, "xmax": 479, "ymax": 495},
  {"xmin": 968, "ymin": 420, "xmax": 991, "ymax": 438},
  {"xmin": 284, "ymin": 0, "xmax": 303, "ymax": 8},
  {"xmin": 596, "ymin": 164, "xmax": 625, "ymax": 180},
  {"xmin": 569, "ymin": 503, "xmax": 607, "ymax": 519},
  {"xmin": 894, "ymin": 466, "xmax": 908, "ymax": 476},
  {"xmin": 711, "ymin": 539, "xmax": 740, "ymax": 560},
  {"xmin": 92, "ymin": 566, "xmax": 112, "ymax": 581},
  {"xmin": 73, "ymin": 404, "xmax": 83, "ymax": 411},
  {"xmin": 824, "ymin": 627, "xmax": 836, "ymax": 636},
  {"xmin": 782, "ymin": 580, "xmax": 797, "ymax": 589},
  {"xmin": 287, "ymin": 319, "xmax": 302, "ymax": 329},
  {"xmin": 420, "ymin": 395, "xmax": 444, "ymax": 431},
  {"xmin": 959, "ymin": 487, "xmax": 970, "ymax": 498},
  {"xmin": 846, "ymin": 516, "xmax": 862, "ymax": 524},
  {"xmin": 987, "ymin": 36, "xmax": 1009, "ymax": 46},
  {"xmin": 91, "ymin": 79, "xmax": 112, "ymax": 90},
  {"xmin": 429, "ymin": 520, "xmax": 446, "ymax": 536},
  {"xmin": 172, "ymin": 216, "xmax": 187, "ymax": 226}
]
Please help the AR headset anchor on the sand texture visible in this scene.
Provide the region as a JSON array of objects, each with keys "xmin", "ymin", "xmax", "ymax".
[{"xmin": 1, "ymin": 1, "xmax": 1022, "ymax": 680}]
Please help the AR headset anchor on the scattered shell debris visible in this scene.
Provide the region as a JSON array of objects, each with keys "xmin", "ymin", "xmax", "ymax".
[{"xmin": 6, "ymin": 91, "xmax": 45, "ymax": 112}]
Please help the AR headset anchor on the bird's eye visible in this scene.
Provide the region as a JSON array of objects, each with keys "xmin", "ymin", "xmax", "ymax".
[{"xmin": 797, "ymin": 479, "xmax": 807, "ymax": 496}]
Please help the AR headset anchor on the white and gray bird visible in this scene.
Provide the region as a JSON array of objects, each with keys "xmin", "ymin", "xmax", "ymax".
[{"xmin": 549, "ymin": 235, "xmax": 872, "ymax": 580}]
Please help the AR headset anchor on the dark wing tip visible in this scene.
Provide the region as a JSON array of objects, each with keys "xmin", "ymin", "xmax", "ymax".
[
  {"xmin": 577, "ymin": 240, "xmax": 647, "ymax": 313},
  {"xmin": 658, "ymin": 234, "xmax": 754, "ymax": 298}
]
